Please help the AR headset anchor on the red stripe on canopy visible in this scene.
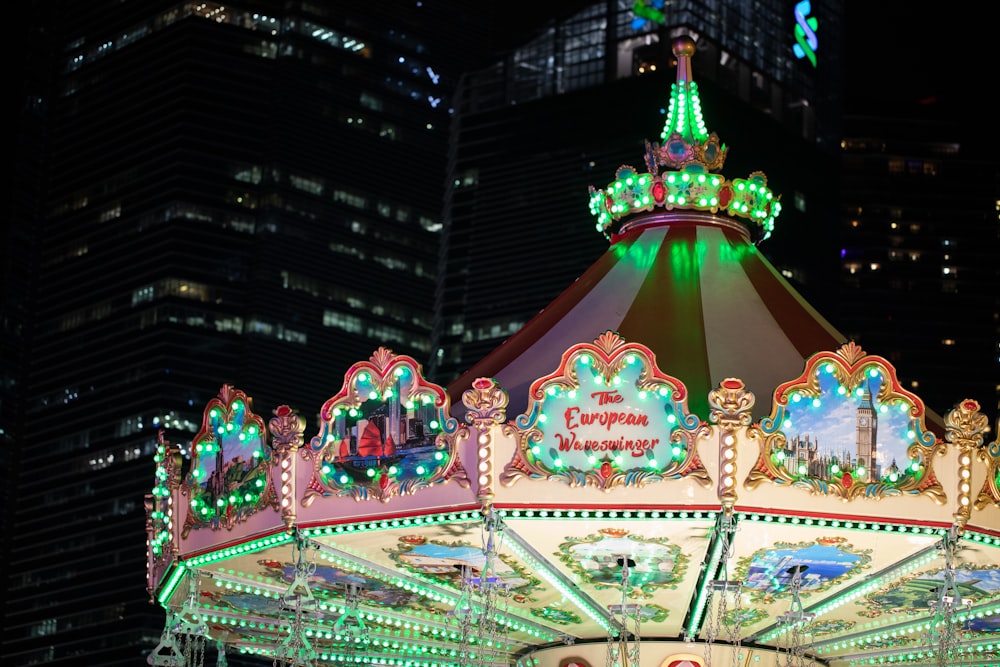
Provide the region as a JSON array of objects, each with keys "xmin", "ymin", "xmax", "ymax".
[{"xmin": 616, "ymin": 223, "xmax": 712, "ymax": 416}]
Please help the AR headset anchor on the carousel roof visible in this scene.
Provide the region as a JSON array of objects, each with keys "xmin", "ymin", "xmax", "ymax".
[{"xmin": 146, "ymin": 36, "xmax": 999, "ymax": 667}]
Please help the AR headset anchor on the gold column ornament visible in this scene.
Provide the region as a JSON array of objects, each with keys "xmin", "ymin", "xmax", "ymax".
[{"xmin": 269, "ymin": 405, "xmax": 306, "ymax": 533}]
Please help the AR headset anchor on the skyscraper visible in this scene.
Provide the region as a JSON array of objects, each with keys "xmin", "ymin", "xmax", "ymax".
[
  {"xmin": 6, "ymin": 2, "xmax": 492, "ymax": 664},
  {"xmin": 837, "ymin": 106, "xmax": 1000, "ymax": 414}
]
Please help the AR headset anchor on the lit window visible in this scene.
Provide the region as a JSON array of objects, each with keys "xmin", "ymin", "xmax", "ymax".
[
  {"xmin": 133, "ymin": 285, "xmax": 155, "ymax": 305},
  {"xmin": 375, "ymin": 255, "xmax": 409, "ymax": 271},
  {"xmin": 215, "ymin": 317, "xmax": 243, "ymax": 333},
  {"xmin": 793, "ymin": 192, "xmax": 806, "ymax": 213},
  {"xmin": 460, "ymin": 169, "xmax": 479, "ymax": 187},
  {"xmin": 360, "ymin": 92, "xmax": 383, "ymax": 111},
  {"xmin": 99, "ymin": 204, "xmax": 122, "ymax": 222},
  {"xmin": 419, "ymin": 216, "xmax": 441, "ymax": 232},
  {"xmin": 289, "ymin": 174, "xmax": 323, "ymax": 195},
  {"xmin": 233, "ymin": 166, "xmax": 262, "ymax": 184},
  {"xmin": 334, "ymin": 189, "xmax": 367, "ymax": 209},
  {"xmin": 323, "ymin": 310, "xmax": 363, "ymax": 334}
]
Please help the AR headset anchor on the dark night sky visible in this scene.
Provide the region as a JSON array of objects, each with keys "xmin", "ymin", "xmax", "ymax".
[{"xmin": 843, "ymin": 3, "xmax": 992, "ymax": 125}]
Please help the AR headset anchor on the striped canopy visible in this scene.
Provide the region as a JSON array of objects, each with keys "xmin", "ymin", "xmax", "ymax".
[{"xmin": 448, "ymin": 213, "xmax": 850, "ymax": 421}]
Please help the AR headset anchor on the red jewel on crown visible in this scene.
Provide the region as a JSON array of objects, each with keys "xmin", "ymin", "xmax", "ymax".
[
  {"xmin": 651, "ymin": 181, "xmax": 666, "ymax": 203},
  {"xmin": 719, "ymin": 184, "xmax": 733, "ymax": 208}
]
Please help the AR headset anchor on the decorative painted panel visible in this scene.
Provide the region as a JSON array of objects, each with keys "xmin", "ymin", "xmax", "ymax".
[
  {"xmin": 502, "ymin": 331, "xmax": 711, "ymax": 490},
  {"xmin": 181, "ymin": 385, "xmax": 277, "ymax": 536},
  {"xmin": 304, "ymin": 348, "xmax": 466, "ymax": 503},
  {"xmin": 748, "ymin": 342, "xmax": 944, "ymax": 501}
]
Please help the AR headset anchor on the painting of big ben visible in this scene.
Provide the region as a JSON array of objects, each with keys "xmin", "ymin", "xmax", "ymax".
[{"xmin": 769, "ymin": 369, "xmax": 921, "ymax": 488}]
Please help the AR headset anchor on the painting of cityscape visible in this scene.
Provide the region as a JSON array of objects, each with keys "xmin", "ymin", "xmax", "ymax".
[{"xmin": 183, "ymin": 385, "xmax": 275, "ymax": 535}]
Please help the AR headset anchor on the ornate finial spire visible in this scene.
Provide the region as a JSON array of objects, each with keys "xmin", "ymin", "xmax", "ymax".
[
  {"xmin": 588, "ymin": 35, "xmax": 781, "ymax": 244},
  {"xmin": 651, "ymin": 35, "xmax": 726, "ymax": 171}
]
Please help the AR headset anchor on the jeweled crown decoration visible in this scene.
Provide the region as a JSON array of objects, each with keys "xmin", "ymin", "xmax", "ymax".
[{"xmin": 589, "ymin": 35, "xmax": 781, "ymax": 243}]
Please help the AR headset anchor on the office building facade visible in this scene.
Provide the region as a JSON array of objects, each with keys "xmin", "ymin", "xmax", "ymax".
[
  {"xmin": 837, "ymin": 109, "xmax": 1000, "ymax": 414},
  {"xmin": 6, "ymin": 2, "xmax": 491, "ymax": 664}
]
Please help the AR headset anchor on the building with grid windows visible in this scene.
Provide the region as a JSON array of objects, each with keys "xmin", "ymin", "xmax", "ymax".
[{"xmin": 6, "ymin": 2, "xmax": 493, "ymax": 665}]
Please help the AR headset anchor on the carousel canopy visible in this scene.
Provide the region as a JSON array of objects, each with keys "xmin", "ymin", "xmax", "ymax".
[
  {"xmin": 447, "ymin": 37, "xmax": 835, "ymax": 424},
  {"xmin": 145, "ymin": 36, "xmax": 999, "ymax": 667}
]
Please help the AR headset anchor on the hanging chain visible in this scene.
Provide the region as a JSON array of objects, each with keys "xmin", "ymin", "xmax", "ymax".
[
  {"xmin": 705, "ymin": 513, "xmax": 742, "ymax": 667},
  {"xmin": 776, "ymin": 564, "xmax": 814, "ymax": 667},
  {"xmin": 451, "ymin": 563, "xmax": 477, "ymax": 666},
  {"xmin": 926, "ymin": 527, "xmax": 969, "ymax": 667},
  {"xmin": 607, "ymin": 555, "xmax": 640, "ymax": 667},
  {"xmin": 334, "ymin": 582, "xmax": 371, "ymax": 658},
  {"xmin": 703, "ymin": 580, "xmax": 719, "ymax": 667},
  {"xmin": 476, "ymin": 507, "xmax": 510, "ymax": 666},
  {"xmin": 175, "ymin": 572, "xmax": 209, "ymax": 667},
  {"xmin": 726, "ymin": 577, "xmax": 743, "ymax": 667},
  {"xmin": 450, "ymin": 507, "xmax": 510, "ymax": 667},
  {"xmin": 273, "ymin": 531, "xmax": 317, "ymax": 667}
]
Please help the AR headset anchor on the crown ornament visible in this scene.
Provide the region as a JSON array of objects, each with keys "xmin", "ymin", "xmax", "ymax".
[{"xmin": 588, "ymin": 35, "xmax": 781, "ymax": 244}]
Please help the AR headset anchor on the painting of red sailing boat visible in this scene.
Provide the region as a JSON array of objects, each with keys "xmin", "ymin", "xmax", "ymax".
[
  {"xmin": 321, "ymin": 393, "xmax": 449, "ymax": 486},
  {"xmin": 306, "ymin": 351, "xmax": 459, "ymax": 496},
  {"xmin": 332, "ymin": 410, "xmax": 404, "ymax": 480}
]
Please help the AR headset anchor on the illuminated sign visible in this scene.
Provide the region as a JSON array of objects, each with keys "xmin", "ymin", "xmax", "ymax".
[
  {"xmin": 506, "ymin": 333, "xmax": 711, "ymax": 491},
  {"xmin": 547, "ymin": 384, "xmax": 668, "ymax": 467},
  {"xmin": 792, "ymin": 1, "xmax": 818, "ymax": 67},
  {"xmin": 631, "ymin": 0, "xmax": 665, "ymax": 30}
]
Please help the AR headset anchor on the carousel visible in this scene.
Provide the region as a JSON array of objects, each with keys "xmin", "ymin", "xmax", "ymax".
[{"xmin": 145, "ymin": 36, "xmax": 1000, "ymax": 667}]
